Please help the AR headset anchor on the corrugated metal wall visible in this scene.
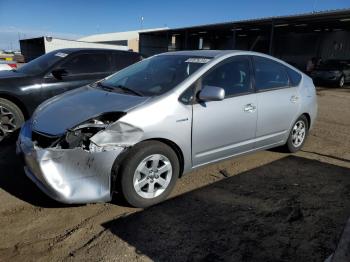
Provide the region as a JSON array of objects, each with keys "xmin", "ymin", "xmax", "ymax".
[
  {"xmin": 19, "ymin": 37, "xmax": 46, "ymax": 62},
  {"xmin": 319, "ymin": 31, "xmax": 350, "ymax": 60},
  {"xmin": 140, "ymin": 30, "xmax": 350, "ymax": 71},
  {"xmin": 139, "ymin": 34, "xmax": 168, "ymax": 56}
]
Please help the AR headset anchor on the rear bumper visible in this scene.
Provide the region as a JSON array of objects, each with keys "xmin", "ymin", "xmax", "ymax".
[{"xmin": 17, "ymin": 121, "xmax": 124, "ymax": 204}]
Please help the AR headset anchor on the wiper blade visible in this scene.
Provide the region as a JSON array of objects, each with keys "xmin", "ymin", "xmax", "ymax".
[
  {"xmin": 96, "ymin": 82, "xmax": 143, "ymax": 96},
  {"xmin": 115, "ymin": 85, "xmax": 143, "ymax": 97},
  {"xmin": 96, "ymin": 82, "xmax": 114, "ymax": 91}
]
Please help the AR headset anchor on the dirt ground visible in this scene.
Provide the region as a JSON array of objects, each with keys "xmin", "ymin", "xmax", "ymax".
[{"xmin": 0, "ymin": 87, "xmax": 349, "ymax": 262}]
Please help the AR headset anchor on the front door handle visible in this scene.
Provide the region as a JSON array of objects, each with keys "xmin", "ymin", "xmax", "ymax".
[
  {"xmin": 290, "ymin": 95, "xmax": 299, "ymax": 103},
  {"xmin": 243, "ymin": 103, "xmax": 256, "ymax": 113}
]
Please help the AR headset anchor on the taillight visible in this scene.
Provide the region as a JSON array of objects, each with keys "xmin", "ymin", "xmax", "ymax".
[{"xmin": 8, "ymin": 63, "xmax": 17, "ymax": 69}]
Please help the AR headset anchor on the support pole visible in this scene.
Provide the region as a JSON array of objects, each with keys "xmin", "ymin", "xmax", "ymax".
[
  {"xmin": 232, "ymin": 28, "xmax": 236, "ymax": 49},
  {"xmin": 184, "ymin": 30, "xmax": 188, "ymax": 50},
  {"xmin": 166, "ymin": 31, "xmax": 169, "ymax": 52},
  {"xmin": 269, "ymin": 20, "xmax": 275, "ymax": 55}
]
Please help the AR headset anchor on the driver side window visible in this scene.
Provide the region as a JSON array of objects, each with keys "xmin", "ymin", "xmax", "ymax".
[
  {"xmin": 59, "ymin": 53, "xmax": 111, "ymax": 75},
  {"xmin": 201, "ymin": 56, "xmax": 252, "ymax": 97}
]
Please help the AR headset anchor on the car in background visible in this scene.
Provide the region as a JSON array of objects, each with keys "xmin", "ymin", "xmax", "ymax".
[
  {"xmin": 0, "ymin": 61, "xmax": 17, "ymax": 71},
  {"xmin": 17, "ymin": 50, "xmax": 317, "ymax": 208},
  {"xmin": 311, "ymin": 59, "xmax": 350, "ymax": 87},
  {"xmin": 0, "ymin": 48, "xmax": 142, "ymax": 142}
]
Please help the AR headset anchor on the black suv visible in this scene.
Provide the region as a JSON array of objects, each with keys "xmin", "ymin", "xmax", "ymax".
[{"xmin": 0, "ymin": 48, "xmax": 142, "ymax": 142}]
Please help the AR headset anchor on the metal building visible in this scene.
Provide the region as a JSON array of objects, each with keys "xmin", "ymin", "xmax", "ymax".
[
  {"xmin": 79, "ymin": 28, "xmax": 167, "ymax": 52},
  {"xmin": 20, "ymin": 37, "xmax": 128, "ymax": 62},
  {"xmin": 139, "ymin": 9, "xmax": 350, "ymax": 70}
]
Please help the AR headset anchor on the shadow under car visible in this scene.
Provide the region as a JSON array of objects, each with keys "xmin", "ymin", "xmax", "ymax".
[{"xmin": 102, "ymin": 156, "xmax": 350, "ymax": 262}]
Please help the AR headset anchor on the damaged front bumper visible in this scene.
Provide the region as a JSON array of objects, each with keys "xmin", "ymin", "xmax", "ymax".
[{"xmin": 16, "ymin": 121, "xmax": 125, "ymax": 204}]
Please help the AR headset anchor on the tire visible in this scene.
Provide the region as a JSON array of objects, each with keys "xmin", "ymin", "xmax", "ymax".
[
  {"xmin": 339, "ymin": 75, "xmax": 345, "ymax": 88},
  {"xmin": 117, "ymin": 141, "xmax": 179, "ymax": 208},
  {"xmin": 0, "ymin": 98, "xmax": 25, "ymax": 142},
  {"xmin": 285, "ymin": 115, "xmax": 309, "ymax": 153}
]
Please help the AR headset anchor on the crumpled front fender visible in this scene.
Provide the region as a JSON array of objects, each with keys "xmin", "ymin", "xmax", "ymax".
[{"xmin": 18, "ymin": 121, "xmax": 125, "ymax": 204}]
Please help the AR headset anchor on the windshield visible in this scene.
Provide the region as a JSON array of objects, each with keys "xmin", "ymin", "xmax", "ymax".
[
  {"xmin": 100, "ymin": 55, "xmax": 211, "ymax": 96},
  {"xmin": 16, "ymin": 51, "xmax": 68, "ymax": 75}
]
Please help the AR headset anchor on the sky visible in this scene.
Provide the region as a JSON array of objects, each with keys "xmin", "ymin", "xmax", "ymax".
[{"xmin": 0, "ymin": 0, "xmax": 350, "ymax": 50}]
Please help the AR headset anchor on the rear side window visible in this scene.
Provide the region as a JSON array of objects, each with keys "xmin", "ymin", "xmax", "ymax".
[
  {"xmin": 61, "ymin": 53, "xmax": 111, "ymax": 74},
  {"xmin": 253, "ymin": 56, "xmax": 289, "ymax": 91},
  {"xmin": 113, "ymin": 52, "xmax": 141, "ymax": 71},
  {"xmin": 201, "ymin": 56, "xmax": 252, "ymax": 97},
  {"xmin": 286, "ymin": 67, "xmax": 302, "ymax": 86}
]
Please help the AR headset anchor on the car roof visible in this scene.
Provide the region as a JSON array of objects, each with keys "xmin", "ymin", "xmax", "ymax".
[
  {"xmin": 160, "ymin": 50, "xmax": 239, "ymax": 58},
  {"xmin": 158, "ymin": 50, "xmax": 283, "ymax": 60},
  {"xmin": 51, "ymin": 48, "xmax": 139, "ymax": 54}
]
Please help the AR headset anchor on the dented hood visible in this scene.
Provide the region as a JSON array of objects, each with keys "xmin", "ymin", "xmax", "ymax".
[{"xmin": 32, "ymin": 86, "xmax": 149, "ymax": 136}]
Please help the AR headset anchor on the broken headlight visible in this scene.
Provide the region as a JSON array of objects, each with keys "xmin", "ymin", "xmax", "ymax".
[
  {"xmin": 90, "ymin": 122, "xmax": 143, "ymax": 148},
  {"xmin": 58, "ymin": 112, "xmax": 126, "ymax": 150}
]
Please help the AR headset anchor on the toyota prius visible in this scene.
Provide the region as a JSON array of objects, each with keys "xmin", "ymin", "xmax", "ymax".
[{"xmin": 17, "ymin": 50, "xmax": 317, "ymax": 207}]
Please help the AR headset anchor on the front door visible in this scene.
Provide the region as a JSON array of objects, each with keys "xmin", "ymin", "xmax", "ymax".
[
  {"xmin": 41, "ymin": 52, "xmax": 112, "ymax": 99},
  {"xmin": 192, "ymin": 56, "xmax": 257, "ymax": 167}
]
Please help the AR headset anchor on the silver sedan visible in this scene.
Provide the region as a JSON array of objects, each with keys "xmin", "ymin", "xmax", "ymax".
[{"xmin": 17, "ymin": 50, "xmax": 317, "ymax": 207}]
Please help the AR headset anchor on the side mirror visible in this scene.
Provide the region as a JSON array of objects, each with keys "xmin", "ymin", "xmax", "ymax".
[
  {"xmin": 198, "ymin": 85, "xmax": 225, "ymax": 102},
  {"xmin": 51, "ymin": 68, "xmax": 68, "ymax": 80}
]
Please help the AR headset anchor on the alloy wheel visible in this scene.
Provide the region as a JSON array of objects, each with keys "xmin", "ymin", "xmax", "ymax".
[
  {"xmin": 0, "ymin": 106, "xmax": 17, "ymax": 142},
  {"xmin": 292, "ymin": 120, "xmax": 306, "ymax": 147},
  {"xmin": 339, "ymin": 76, "xmax": 345, "ymax": 88},
  {"xmin": 133, "ymin": 154, "xmax": 173, "ymax": 199}
]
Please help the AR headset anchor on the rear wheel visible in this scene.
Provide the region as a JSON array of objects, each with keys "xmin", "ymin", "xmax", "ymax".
[
  {"xmin": 0, "ymin": 98, "xmax": 24, "ymax": 142},
  {"xmin": 117, "ymin": 141, "xmax": 179, "ymax": 208},
  {"xmin": 285, "ymin": 115, "xmax": 309, "ymax": 153},
  {"xmin": 339, "ymin": 75, "xmax": 345, "ymax": 88}
]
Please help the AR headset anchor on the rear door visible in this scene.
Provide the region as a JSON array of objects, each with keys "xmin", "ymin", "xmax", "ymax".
[
  {"xmin": 192, "ymin": 56, "xmax": 257, "ymax": 167},
  {"xmin": 252, "ymin": 56, "xmax": 300, "ymax": 148},
  {"xmin": 41, "ymin": 52, "xmax": 112, "ymax": 98}
]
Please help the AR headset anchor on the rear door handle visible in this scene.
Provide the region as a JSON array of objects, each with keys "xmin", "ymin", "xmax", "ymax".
[
  {"xmin": 290, "ymin": 95, "xmax": 299, "ymax": 103},
  {"xmin": 243, "ymin": 103, "xmax": 256, "ymax": 113}
]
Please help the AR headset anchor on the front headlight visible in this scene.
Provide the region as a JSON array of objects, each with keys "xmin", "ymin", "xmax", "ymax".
[
  {"xmin": 90, "ymin": 122, "xmax": 143, "ymax": 148},
  {"xmin": 56, "ymin": 112, "xmax": 126, "ymax": 150},
  {"xmin": 89, "ymin": 142, "xmax": 105, "ymax": 153}
]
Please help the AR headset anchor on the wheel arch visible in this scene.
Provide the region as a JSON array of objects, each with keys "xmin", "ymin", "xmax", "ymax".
[
  {"xmin": 111, "ymin": 138, "xmax": 185, "ymax": 193},
  {"xmin": 301, "ymin": 112, "xmax": 311, "ymax": 129},
  {"xmin": 0, "ymin": 93, "xmax": 29, "ymax": 119}
]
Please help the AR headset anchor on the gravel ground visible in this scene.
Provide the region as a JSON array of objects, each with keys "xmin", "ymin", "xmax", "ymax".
[{"xmin": 0, "ymin": 87, "xmax": 349, "ymax": 262}]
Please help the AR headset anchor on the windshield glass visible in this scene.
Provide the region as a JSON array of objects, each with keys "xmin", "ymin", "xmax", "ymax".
[
  {"xmin": 17, "ymin": 51, "xmax": 68, "ymax": 75},
  {"xmin": 100, "ymin": 55, "xmax": 211, "ymax": 96}
]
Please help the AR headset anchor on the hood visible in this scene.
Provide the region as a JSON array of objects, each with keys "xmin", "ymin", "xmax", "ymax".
[{"xmin": 32, "ymin": 86, "xmax": 150, "ymax": 135}]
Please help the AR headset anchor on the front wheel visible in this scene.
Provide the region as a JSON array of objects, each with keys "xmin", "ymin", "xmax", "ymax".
[
  {"xmin": 285, "ymin": 115, "xmax": 309, "ymax": 153},
  {"xmin": 117, "ymin": 141, "xmax": 179, "ymax": 208},
  {"xmin": 0, "ymin": 98, "xmax": 25, "ymax": 143}
]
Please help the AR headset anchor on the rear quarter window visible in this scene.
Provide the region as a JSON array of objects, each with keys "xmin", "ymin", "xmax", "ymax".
[
  {"xmin": 286, "ymin": 67, "xmax": 302, "ymax": 86},
  {"xmin": 253, "ymin": 56, "xmax": 289, "ymax": 91}
]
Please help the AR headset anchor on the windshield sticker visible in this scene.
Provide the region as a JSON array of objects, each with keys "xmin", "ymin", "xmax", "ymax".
[
  {"xmin": 185, "ymin": 58, "xmax": 211, "ymax": 64},
  {"xmin": 55, "ymin": 52, "xmax": 68, "ymax": 58}
]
